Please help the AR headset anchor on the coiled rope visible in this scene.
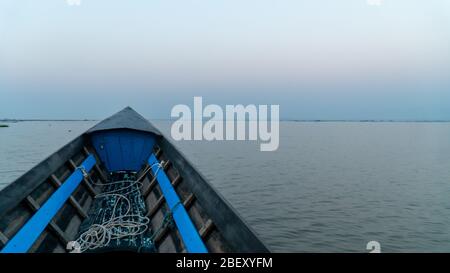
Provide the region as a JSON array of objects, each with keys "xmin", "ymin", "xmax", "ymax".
[{"xmin": 74, "ymin": 162, "xmax": 165, "ymax": 252}]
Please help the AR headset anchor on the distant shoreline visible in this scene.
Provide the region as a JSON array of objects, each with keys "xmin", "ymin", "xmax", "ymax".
[
  {"xmin": 1, "ymin": 119, "xmax": 450, "ymax": 123},
  {"xmin": 0, "ymin": 119, "xmax": 98, "ymax": 122}
]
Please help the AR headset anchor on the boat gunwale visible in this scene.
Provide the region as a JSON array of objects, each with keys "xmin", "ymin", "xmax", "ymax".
[
  {"xmin": 0, "ymin": 135, "xmax": 87, "ymax": 218},
  {"xmin": 0, "ymin": 107, "xmax": 270, "ymax": 253}
]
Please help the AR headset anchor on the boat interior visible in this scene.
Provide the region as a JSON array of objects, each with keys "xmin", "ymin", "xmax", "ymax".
[{"xmin": 0, "ymin": 108, "xmax": 269, "ymax": 253}]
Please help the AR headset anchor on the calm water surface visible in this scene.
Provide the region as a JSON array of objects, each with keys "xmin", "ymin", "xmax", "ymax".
[{"xmin": 1, "ymin": 121, "xmax": 450, "ymax": 252}]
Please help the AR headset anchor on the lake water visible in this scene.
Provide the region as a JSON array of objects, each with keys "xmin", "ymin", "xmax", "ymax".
[{"xmin": 1, "ymin": 121, "xmax": 450, "ymax": 252}]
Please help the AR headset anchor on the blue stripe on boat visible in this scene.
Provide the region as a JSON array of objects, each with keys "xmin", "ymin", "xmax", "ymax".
[
  {"xmin": 0, "ymin": 154, "xmax": 96, "ymax": 253},
  {"xmin": 148, "ymin": 154, "xmax": 208, "ymax": 253}
]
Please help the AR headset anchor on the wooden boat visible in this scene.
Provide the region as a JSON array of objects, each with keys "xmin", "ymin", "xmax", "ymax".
[{"xmin": 0, "ymin": 107, "xmax": 269, "ymax": 253}]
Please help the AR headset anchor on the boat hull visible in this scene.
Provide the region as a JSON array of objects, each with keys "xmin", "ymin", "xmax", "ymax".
[{"xmin": 0, "ymin": 108, "xmax": 269, "ymax": 253}]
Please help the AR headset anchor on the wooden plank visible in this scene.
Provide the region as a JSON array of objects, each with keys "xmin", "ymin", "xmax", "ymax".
[
  {"xmin": 149, "ymin": 192, "xmax": 195, "ymax": 219},
  {"xmin": 146, "ymin": 176, "xmax": 187, "ymax": 218},
  {"xmin": 164, "ymin": 160, "xmax": 171, "ymax": 170},
  {"xmin": 0, "ymin": 231, "xmax": 8, "ymax": 245},
  {"xmin": 94, "ymin": 164, "xmax": 108, "ymax": 182},
  {"xmin": 82, "ymin": 146, "xmax": 90, "ymax": 156},
  {"xmin": 143, "ymin": 178, "xmax": 157, "ymax": 198},
  {"xmin": 171, "ymin": 175, "xmax": 182, "ymax": 188},
  {"xmin": 25, "ymin": 196, "xmax": 40, "ymax": 211},
  {"xmin": 82, "ymin": 147, "xmax": 109, "ymax": 182},
  {"xmin": 82, "ymin": 177, "xmax": 97, "ymax": 196},
  {"xmin": 143, "ymin": 160, "xmax": 171, "ymax": 198},
  {"xmin": 69, "ymin": 159, "xmax": 97, "ymax": 196},
  {"xmin": 153, "ymin": 193, "xmax": 199, "ymax": 247},
  {"xmin": 0, "ymin": 155, "xmax": 96, "ymax": 253},
  {"xmin": 50, "ymin": 175, "xmax": 88, "ymax": 219},
  {"xmin": 24, "ymin": 196, "xmax": 69, "ymax": 247},
  {"xmin": 137, "ymin": 165, "xmax": 151, "ymax": 182},
  {"xmin": 48, "ymin": 222, "xmax": 69, "ymax": 247},
  {"xmin": 154, "ymin": 223, "xmax": 171, "ymax": 245},
  {"xmin": 199, "ymin": 219, "xmax": 215, "ymax": 239},
  {"xmin": 155, "ymin": 147, "xmax": 162, "ymax": 158},
  {"xmin": 183, "ymin": 193, "xmax": 196, "ymax": 210},
  {"xmin": 147, "ymin": 197, "xmax": 165, "ymax": 218},
  {"xmin": 68, "ymin": 159, "xmax": 78, "ymax": 170}
]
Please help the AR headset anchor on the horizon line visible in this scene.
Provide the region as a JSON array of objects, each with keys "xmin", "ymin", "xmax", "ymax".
[{"xmin": 2, "ymin": 118, "xmax": 450, "ymax": 123}]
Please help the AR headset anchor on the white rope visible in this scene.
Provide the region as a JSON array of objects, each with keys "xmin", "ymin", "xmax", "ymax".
[{"xmin": 74, "ymin": 162, "xmax": 164, "ymax": 252}]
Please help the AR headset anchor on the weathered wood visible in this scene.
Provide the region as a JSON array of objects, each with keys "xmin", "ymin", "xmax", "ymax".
[
  {"xmin": 24, "ymin": 196, "xmax": 40, "ymax": 212},
  {"xmin": 48, "ymin": 222, "xmax": 69, "ymax": 247},
  {"xmin": 171, "ymin": 175, "xmax": 182, "ymax": 188},
  {"xmin": 143, "ymin": 178, "xmax": 157, "ymax": 198},
  {"xmin": 69, "ymin": 159, "xmax": 97, "ymax": 196},
  {"xmin": 199, "ymin": 219, "xmax": 215, "ymax": 239},
  {"xmin": 163, "ymin": 160, "xmax": 171, "ymax": 171},
  {"xmin": 143, "ymin": 160, "xmax": 171, "ymax": 198},
  {"xmin": 147, "ymin": 197, "xmax": 165, "ymax": 218},
  {"xmin": 137, "ymin": 165, "xmax": 151, "ymax": 182},
  {"xmin": 152, "ymin": 193, "xmax": 198, "ymax": 246},
  {"xmin": 68, "ymin": 159, "xmax": 79, "ymax": 170},
  {"xmin": 0, "ymin": 230, "xmax": 9, "ymax": 245},
  {"xmin": 183, "ymin": 193, "xmax": 196, "ymax": 210},
  {"xmin": 154, "ymin": 224, "xmax": 171, "ymax": 245},
  {"xmin": 155, "ymin": 147, "xmax": 162, "ymax": 158},
  {"xmin": 24, "ymin": 196, "xmax": 69, "ymax": 247},
  {"xmin": 50, "ymin": 175, "xmax": 88, "ymax": 219},
  {"xmin": 83, "ymin": 147, "xmax": 109, "ymax": 182},
  {"xmin": 146, "ymin": 175, "xmax": 186, "ymax": 218},
  {"xmin": 82, "ymin": 146, "xmax": 90, "ymax": 156},
  {"xmin": 94, "ymin": 164, "xmax": 108, "ymax": 182},
  {"xmin": 82, "ymin": 177, "xmax": 97, "ymax": 196}
]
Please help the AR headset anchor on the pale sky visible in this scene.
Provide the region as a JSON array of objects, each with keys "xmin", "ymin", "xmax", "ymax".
[{"xmin": 1, "ymin": 0, "xmax": 450, "ymax": 120}]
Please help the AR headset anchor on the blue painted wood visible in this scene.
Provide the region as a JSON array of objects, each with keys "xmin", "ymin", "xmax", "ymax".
[
  {"xmin": 148, "ymin": 154, "xmax": 208, "ymax": 253},
  {"xmin": 0, "ymin": 155, "xmax": 96, "ymax": 253},
  {"xmin": 90, "ymin": 130, "xmax": 156, "ymax": 172}
]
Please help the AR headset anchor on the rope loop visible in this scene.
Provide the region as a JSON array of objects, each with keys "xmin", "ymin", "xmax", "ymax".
[{"xmin": 73, "ymin": 162, "xmax": 165, "ymax": 253}]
